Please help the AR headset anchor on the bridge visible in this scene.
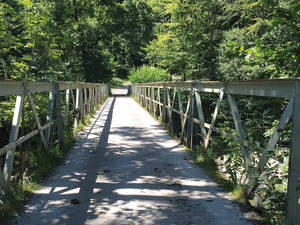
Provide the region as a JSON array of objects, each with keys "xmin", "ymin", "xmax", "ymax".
[{"xmin": 0, "ymin": 80, "xmax": 299, "ymax": 224}]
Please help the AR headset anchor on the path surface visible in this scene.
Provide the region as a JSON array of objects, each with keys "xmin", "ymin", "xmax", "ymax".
[{"xmin": 14, "ymin": 90, "xmax": 255, "ymax": 225}]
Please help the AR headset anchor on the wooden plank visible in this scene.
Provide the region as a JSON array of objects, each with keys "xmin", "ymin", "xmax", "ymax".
[
  {"xmin": 0, "ymin": 123, "xmax": 51, "ymax": 156},
  {"xmin": 287, "ymin": 81, "xmax": 300, "ymax": 225},
  {"xmin": 187, "ymin": 88, "xmax": 194, "ymax": 148},
  {"xmin": 158, "ymin": 88, "xmax": 162, "ymax": 117},
  {"xmin": 0, "ymin": 170, "xmax": 10, "ymax": 193},
  {"xmin": 227, "ymin": 94, "xmax": 251, "ymax": 171},
  {"xmin": 25, "ymin": 87, "xmax": 48, "ymax": 150},
  {"xmin": 54, "ymin": 83, "xmax": 64, "ymax": 148},
  {"xmin": 131, "ymin": 79, "xmax": 298, "ymax": 98},
  {"xmin": 65, "ymin": 89, "xmax": 70, "ymax": 125},
  {"xmin": 180, "ymin": 93, "xmax": 191, "ymax": 142},
  {"xmin": 46, "ymin": 86, "xmax": 54, "ymax": 143},
  {"xmin": 153, "ymin": 87, "xmax": 157, "ymax": 117},
  {"xmin": 2, "ymin": 95, "xmax": 23, "ymax": 190},
  {"xmin": 88, "ymin": 88, "xmax": 91, "ymax": 113},
  {"xmin": 91, "ymin": 88, "xmax": 95, "ymax": 113},
  {"xmin": 162, "ymin": 85, "xmax": 167, "ymax": 122},
  {"xmin": 80, "ymin": 86, "xmax": 84, "ymax": 123},
  {"xmin": 0, "ymin": 80, "xmax": 105, "ymax": 97},
  {"xmin": 84, "ymin": 88, "xmax": 87, "ymax": 116},
  {"xmin": 258, "ymin": 98, "xmax": 293, "ymax": 172},
  {"xmin": 177, "ymin": 90, "xmax": 184, "ymax": 131},
  {"xmin": 167, "ymin": 88, "xmax": 172, "ymax": 130},
  {"xmin": 195, "ymin": 92, "xmax": 207, "ymax": 143},
  {"xmin": 151, "ymin": 86, "xmax": 155, "ymax": 115},
  {"xmin": 74, "ymin": 88, "xmax": 80, "ymax": 131},
  {"xmin": 204, "ymin": 89, "xmax": 224, "ymax": 148}
]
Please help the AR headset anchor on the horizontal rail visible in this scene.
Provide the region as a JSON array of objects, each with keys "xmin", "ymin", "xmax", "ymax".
[
  {"xmin": 137, "ymin": 79, "xmax": 300, "ymax": 98},
  {"xmin": 0, "ymin": 123, "xmax": 52, "ymax": 156},
  {"xmin": 0, "ymin": 80, "xmax": 106, "ymax": 97}
]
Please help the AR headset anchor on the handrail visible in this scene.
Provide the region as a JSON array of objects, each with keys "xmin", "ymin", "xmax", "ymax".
[
  {"xmin": 130, "ymin": 79, "xmax": 300, "ymax": 225},
  {"xmin": 0, "ymin": 80, "xmax": 109, "ymax": 194}
]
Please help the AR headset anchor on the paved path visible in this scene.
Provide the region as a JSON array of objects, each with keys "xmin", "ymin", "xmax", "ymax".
[{"xmin": 14, "ymin": 92, "xmax": 255, "ymax": 225}]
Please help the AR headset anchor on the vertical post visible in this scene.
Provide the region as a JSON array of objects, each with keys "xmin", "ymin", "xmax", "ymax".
[
  {"xmin": 54, "ymin": 83, "xmax": 64, "ymax": 148},
  {"xmin": 158, "ymin": 87, "xmax": 162, "ymax": 118},
  {"xmin": 145, "ymin": 87, "xmax": 148, "ymax": 109},
  {"xmin": 162, "ymin": 85, "xmax": 167, "ymax": 123},
  {"xmin": 46, "ymin": 86, "xmax": 54, "ymax": 143},
  {"xmin": 195, "ymin": 91, "xmax": 207, "ymax": 143},
  {"xmin": 95, "ymin": 87, "xmax": 98, "ymax": 106},
  {"xmin": 100, "ymin": 86, "xmax": 103, "ymax": 104},
  {"xmin": 153, "ymin": 87, "xmax": 157, "ymax": 117},
  {"xmin": 167, "ymin": 88, "xmax": 173, "ymax": 130},
  {"xmin": 65, "ymin": 88, "xmax": 70, "ymax": 126},
  {"xmin": 3, "ymin": 95, "xmax": 24, "ymax": 187},
  {"xmin": 187, "ymin": 87, "xmax": 194, "ymax": 148},
  {"xmin": 88, "ymin": 88, "xmax": 91, "ymax": 113},
  {"xmin": 178, "ymin": 90, "xmax": 184, "ymax": 131},
  {"xmin": 80, "ymin": 85, "xmax": 84, "ymax": 123},
  {"xmin": 90, "ymin": 88, "xmax": 94, "ymax": 113},
  {"xmin": 151, "ymin": 85, "xmax": 154, "ymax": 115},
  {"xmin": 286, "ymin": 81, "xmax": 300, "ymax": 225},
  {"xmin": 93, "ymin": 87, "xmax": 96, "ymax": 109},
  {"xmin": 84, "ymin": 87, "xmax": 87, "ymax": 116},
  {"xmin": 74, "ymin": 87, "xmax": 80, "ymax": 131},
  {"xmin": 144, "ymin": 86, "xmax": 147, "ymax": 107}
]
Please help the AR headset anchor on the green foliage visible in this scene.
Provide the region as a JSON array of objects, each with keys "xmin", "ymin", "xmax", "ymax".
[
  {"xmin": 109, "ymin": 77, "xmax": 124, "ymax": 88},
  {"xmin": 0, "ymin": 0, "xmax": 155, "ymax": 82},
  {"xmin": 128, "ymin": 65, "xmax": 170, "ymax": 83}
]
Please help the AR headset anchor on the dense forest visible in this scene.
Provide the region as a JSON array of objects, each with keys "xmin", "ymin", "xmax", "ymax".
[{"xmin": 0, "ymin": 0, "xmax": 299, "ymax": 83}]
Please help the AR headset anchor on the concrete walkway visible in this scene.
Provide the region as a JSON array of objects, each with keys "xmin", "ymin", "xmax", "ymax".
[{"xmin": 14, "ymin": 91, "xmax": 255, "ymax": 225}]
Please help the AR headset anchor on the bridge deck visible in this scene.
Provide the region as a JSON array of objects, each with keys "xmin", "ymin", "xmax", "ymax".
[{"xmin": 15, "ymin": 91, "xmax": 255, "ymax": 225}]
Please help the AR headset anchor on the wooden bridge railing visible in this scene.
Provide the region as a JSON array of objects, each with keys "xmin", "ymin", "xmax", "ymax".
[
  {"xmin": 130, "ymin": 79, "xmax": 300, "ymax": 225},
  {"xmin": 0, "ymin": 80, "xmax": 108, "ymax": 194}
]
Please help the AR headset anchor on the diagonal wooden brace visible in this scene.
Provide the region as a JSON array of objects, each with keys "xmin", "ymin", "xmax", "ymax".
[
  {"xmin": 24, "ymin": 85, "xmax": 48, "ymax": 150},
  {"xmin": 204, "ymin": 89, "xmax": 224, "ymax": 148}
]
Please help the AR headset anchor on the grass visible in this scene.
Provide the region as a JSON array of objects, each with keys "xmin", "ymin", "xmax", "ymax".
[
  {"xmin": 190, "ymin": 146, "xmax": 248, "ymax": 203},
  {"xmin": 0, "ymin": 102, "xmax": 106, "ymax": 224}
]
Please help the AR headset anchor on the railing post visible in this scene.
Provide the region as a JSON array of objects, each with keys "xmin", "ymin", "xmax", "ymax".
[
  {"xmin": 93, "ymin": 87, "xmax": 96, "ymax": 109},
  {"xmin": 74, "ymin": 87, "xmax": 80, "ymax": 131},
  {"xmin": 187, "ymin": 86, "xmax": 194, "ymax": 149},
  {"xmin": 53, "ymin": 83, "xmax": 64, "ymax": 148},
  {"xmin": 80, "ymin": 85, "xmax": 84, "ymax": 123},
  {"xmin": 90, "ymin": 88, "xmax": 94, "ymax": 113},
  {"xmin": 65, "ymin": 88, "xmax": 70, "ymax": 126},
  {"xmin": 162, "ymin": 85, "xmax": 167, "ymax": 122},
  {"xmin": 3, "ymin": 95, "xmax": 24, "ymax": 189},
  {"xmin": 286, "ymin": 80, "xmax": 300, "ymax": 225},
  {"xmin": 84, "ymin": 87, "xmax": 87, "ymax": 116},
  {"xmin": 46, "ymin": 84, "xmax": 54, "ymax": 144}
]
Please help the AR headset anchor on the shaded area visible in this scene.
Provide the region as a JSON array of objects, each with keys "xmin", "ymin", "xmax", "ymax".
[{"xmin": 14, "ymin": 94, "xmax": 258, "ymax": 225}]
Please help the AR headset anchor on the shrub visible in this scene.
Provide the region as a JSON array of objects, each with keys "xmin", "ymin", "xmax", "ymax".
[
  {"xmin": 128, "ymin": 65, "xmax": 170, "ymax": 83},
  {"xmin": 109, "ymin": 77, "xmax": 124, "ymax": 88}
]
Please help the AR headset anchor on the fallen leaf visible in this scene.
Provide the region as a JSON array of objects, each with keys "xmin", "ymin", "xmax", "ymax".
[{"xmin": 96, "ymin": 210, "xmax": 103, "ymax": 215}]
